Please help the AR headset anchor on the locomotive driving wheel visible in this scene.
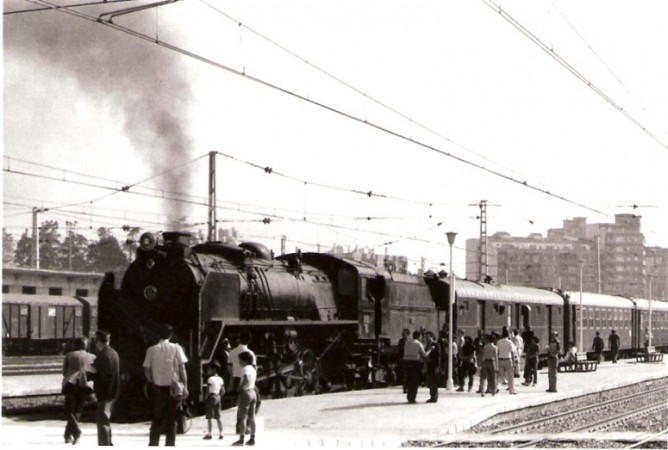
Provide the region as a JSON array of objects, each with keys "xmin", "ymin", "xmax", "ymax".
[
  {"xmin": 272, "ymin": 347, "xmax": 319, "ymax": 397},
  {"xmin": 293, "ymin": 348, "xmax": 318, "ymax": 396}
]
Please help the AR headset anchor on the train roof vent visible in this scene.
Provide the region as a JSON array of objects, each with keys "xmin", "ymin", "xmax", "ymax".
[{"xmin": 239, "ymin": 242, "xmax": 272, "ymax": 260}]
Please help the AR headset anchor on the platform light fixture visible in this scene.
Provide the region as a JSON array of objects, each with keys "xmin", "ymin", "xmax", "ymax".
[
  {"xmin": 446, "ymin": 231, "xmax": 457, "ymax": 391},
  {"xmin": 578, "ymin": 258, "xmax": 584, "ymax": 350}
]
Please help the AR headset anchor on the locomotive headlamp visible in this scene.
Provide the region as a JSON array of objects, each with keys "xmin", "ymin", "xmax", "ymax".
[{"xmin": 139, "ymin": 232, "xmax": 157, "ymax": 251}]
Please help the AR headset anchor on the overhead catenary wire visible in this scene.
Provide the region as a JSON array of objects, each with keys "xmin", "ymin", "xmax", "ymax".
[
  {"xmin": 481, "ymin": 0, "xmax": 668, "ymax": 152},
  {"xmin": 24, "ymin": 0, "xmax": 611, "ymax": 220},
  {"xmin": 545, "ymin": 0, "xmax": 652, "ymax": 117},
  {"xmin": 197, "ymin": 0, "xmax": 523, "ymax": 178}
]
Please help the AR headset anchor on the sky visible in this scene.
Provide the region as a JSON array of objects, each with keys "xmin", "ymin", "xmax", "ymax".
[{"xmin": 3, "ymin": 0, "xmax": 668, "ymax": 275}]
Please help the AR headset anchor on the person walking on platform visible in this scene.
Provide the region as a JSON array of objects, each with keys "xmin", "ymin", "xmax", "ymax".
[
  {"xmin": 457, "ymin": 335, "xmax": 477, "ymax": 392},
  {"xmin": 608, "ymin": 330, "xmax": 620, "ymax": 363},
  {"xmin": 511, "ymin": 329, "xmax": 523, "ymax": 378},
  {"xmin": 496, "ymin": 328, "xmax": 517, "ymax": 394},
  {"xmin": 92, "ymin": 329, "xmax": 120, "ymax": 446},
  {"xmin": 143, "ymin": 323, "xmax": 189, "ymax": 447},
  {"xmin": 478, "ymin": 334, "xmax": 498, "ymax": 397},
  {"xmin": 592, "ymin": 332, "xmax": 605, "ymax": 363},
  {"xmin": 423, "ymin": 331, "xmax": 441, "ymax": 403},
  {"xmin": 546, "ymin": 331, "xmax": 560, "ymax": 393},
  {"xmin": 397, "ymin": 328, "xmax": 410, "ymax": 393},
  {"xmin": 232, "ymin": 351, "xmax": 257, "ymax": 446},
  {"xmin": 402, "ymin": 330, "xmax": 427, "ymax": 403},
  {"xmin": 62, "ymin": 337, "xmax": 96, "ymax": 445},
  {"xmin": 522, "ymin": 336, "xmax": 539, "ymax": 386}
]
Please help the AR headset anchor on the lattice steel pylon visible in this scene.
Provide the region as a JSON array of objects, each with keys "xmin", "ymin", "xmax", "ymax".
[{"xmin": 478, "ymin": 200, "xmax": 488, "ymax": 281}]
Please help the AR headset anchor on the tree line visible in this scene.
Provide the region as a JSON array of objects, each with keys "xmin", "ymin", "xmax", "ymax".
[{"xmin": 3, "ymin": 221, "xmax": 140, "ymax": 273}]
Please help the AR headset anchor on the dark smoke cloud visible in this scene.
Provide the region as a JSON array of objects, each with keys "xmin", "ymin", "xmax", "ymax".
[{"xmin": 4, "ymin": 6, "xmax": 194, "ymax": 221}]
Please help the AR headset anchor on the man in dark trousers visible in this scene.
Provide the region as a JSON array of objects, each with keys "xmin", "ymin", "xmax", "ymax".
[
  {"xmin": 62, "ymin": 337, "xmax": 96, "ymax": 445},
  {"xmin": 397, "ymin": 328, "xmax": 409, "ymax": 393},
  {"xmin": 423, "ymin": 331, "xmax": 441, "ymax": 403},
  {"xmin": 592, "ymin": 331, "xmax": 605, "ymax": 363},
  {"xmin": 402, "ymin": 330, "xmax": 426, "ymax": 403},
  {"xmin": 93, "ymin": 329, "xmax": 120, "ymax": 446},
  {"xmin": 144, "ymin": 323, "xmax": 189, "ymax": 447},
  {"xmin": 546, "ymin": 331, "xmax": 560, "ymax": 393},
  {"xmin": 608, "ymin": 330, "xmax": 620, "ymax": 363}
]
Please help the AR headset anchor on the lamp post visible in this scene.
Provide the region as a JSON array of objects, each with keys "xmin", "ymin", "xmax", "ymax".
[
  {"xmin": 446, "ymin": 231, "xmax": 457, "ymax": 391},
  {"xmin": 648, "ymin": 274, "xmax": 653, "ymax": 349},
  {"xmin": 578, "ymin": 258, "xmax": 584, "ymax": 350}
]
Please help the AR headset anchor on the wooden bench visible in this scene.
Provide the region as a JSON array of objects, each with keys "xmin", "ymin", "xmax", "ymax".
[
  {"xmin": 558, "ymin": 352, "xmax": 598, "ymax": 372},
  {"xmin": 636, "ymin": 346, "xmax": 664, "ymax": 363}
]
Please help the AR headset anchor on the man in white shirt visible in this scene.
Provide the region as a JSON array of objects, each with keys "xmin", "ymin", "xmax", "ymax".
[
  {"xmin": 496, "ymin": 328, "xmax": 518, "ymax": 395},
  {"xmin": 143, "ymin": 323, "xmax": 188, "ymax": 446},
  {"xmin": 402, "ymin": 330, "xmax": 427, "ymax": 404}
]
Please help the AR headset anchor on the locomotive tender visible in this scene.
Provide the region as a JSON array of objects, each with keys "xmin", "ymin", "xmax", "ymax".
[{"xmin": 96, "ymin": 231, "xmax": 667, "ymax": 416}]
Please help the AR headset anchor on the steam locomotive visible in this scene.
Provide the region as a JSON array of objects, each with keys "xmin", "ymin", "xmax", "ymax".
[{"xmin": 97, "ymin": 231, "xmax": 667, "ymax": 417}]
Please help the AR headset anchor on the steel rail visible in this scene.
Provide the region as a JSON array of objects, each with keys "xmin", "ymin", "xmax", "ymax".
[
  {"xmin": 625, "ymin": 428, "xmax": 668, "ymax": 449},
  {"xmin": 490, "ymin": 386, "xmax": 668, "ymax": 435}
]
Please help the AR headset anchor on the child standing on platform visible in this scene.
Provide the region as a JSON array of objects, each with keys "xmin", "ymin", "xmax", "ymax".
[{"xmin": 203, "ymin": 361, "xmax": 225, "ymax": 440}]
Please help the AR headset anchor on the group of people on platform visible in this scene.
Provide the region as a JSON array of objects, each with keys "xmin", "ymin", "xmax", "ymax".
[
  {"xmin": 397, "ymin": 324, "xmax": 624, "ymax": 403},
  {"xmin": 61, "ymin": 325, "xmax": 259, "ymax": 447}
]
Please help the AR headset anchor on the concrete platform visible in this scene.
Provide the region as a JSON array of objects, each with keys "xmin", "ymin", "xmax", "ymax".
[{"xmin": 2, "ymin": 359, "xmax": 666, "ymax": 448}]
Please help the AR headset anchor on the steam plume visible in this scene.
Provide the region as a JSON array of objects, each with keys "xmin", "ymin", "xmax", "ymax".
[{"xmin": 4, "ymin": 4, "xmax": 193, "ymax": 222}]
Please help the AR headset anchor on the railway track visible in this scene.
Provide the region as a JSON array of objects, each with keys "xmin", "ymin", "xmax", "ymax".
[
  {"xmin": 425, "ymin": 379, "xmax": 668, "ymax": 448},
  {"xmin": 2, "ymin": 356, "xmax": 63, "ymax": 375},
  {"xmin": 491, "ymin": 385, "xmax": 668, "ymax": 436}
]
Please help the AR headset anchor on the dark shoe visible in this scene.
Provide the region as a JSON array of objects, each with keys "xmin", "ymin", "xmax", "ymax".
[
  {"xmin": 546, "ymin": 389, "xmax": 557, "ymax": 393},
  {"xmin": 521, "ymin": 382, "xmax": 530, "ymax": 386},
  {"xmin": 219, "ymin": 435, "xmax": 224, "ymax": 440},
  {"xmin": 203, "ymin": 435, "xmax": 212, "ymax": 440},
  {"xmin": 72, "ymin": 436, "xmax": 80, "ymax": 445},
  {"xmin": 232, "ymin": 438, "xmax": 245, "ymax": 446},
  {"xmin": 426, "ymin": 399, "xmax": 437, "ymax": 403},
  {"xmin": 456, "ymin": 387, "xmax": 464, "ymax": 392},
  {"xmin": 480, "ymin": 393, "xmax": 485, "ymax": 397},
  {"xmin": 245, "ymin": 438, "xmax": 255, "ymax": 446}
]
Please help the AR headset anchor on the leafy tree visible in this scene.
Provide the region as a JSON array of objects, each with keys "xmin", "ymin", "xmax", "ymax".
[
  {"xmin": 121, "ymin": 226, "xmax": 141, "ymax": 263},
  {"xmin": 60, "ymin": 222, "xmax": 90, "ymax": 271},
  {"xmin": 87, "ymin": 227, "xmax": 129, "ymax": 273},
  {"xmin": 3, "ymin": 228, "xmax": 15, "ymax": 266},
  {"xmin": 13, "ymin": 229, "xmax": 32, "ymax": 267},
  {"xmin": 38, "ymin": 220, "xmax": 62, "ymax": 270}
]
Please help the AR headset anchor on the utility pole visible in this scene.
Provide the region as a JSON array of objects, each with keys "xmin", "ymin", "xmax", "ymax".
[
  {"xmin": 65, "ymin": 221, "xmax": 76, "ymax": 271},
  {"xmin": 208, "ymin": 151, "xmax": 217, "ymax": 242},
  {"xmin": 281, "ymin": 236, "xmax": 286, "ymax": 255},
  {"xmin": 31, "ymin": 207, "xmax": 47, "ymax": 269}
]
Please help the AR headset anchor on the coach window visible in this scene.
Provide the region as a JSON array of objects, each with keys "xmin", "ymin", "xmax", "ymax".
[
  {"xmin": 75, "ymin": 289, "xmax": 89, "ymax": 297},
  {"xmin": 2, "ymin": 285, "xmax": 8, "ymax": 294},
  {"xmin": 22, "ymin": 286, "xmax": 36, "ymax": 295},
  {"xmin": 49, "ymin": 287, "xmax": 63, "ymax": 296}
]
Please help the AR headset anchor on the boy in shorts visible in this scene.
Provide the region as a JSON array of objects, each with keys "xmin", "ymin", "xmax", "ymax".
[{"xmin": 203, "ymin": 361, "xmax": 225, "ymax": 440}]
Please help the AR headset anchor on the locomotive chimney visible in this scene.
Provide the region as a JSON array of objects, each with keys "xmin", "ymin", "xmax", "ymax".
[{"xmin": 163, "ymin": 232, "xmax": 191, "ymax": 247}]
